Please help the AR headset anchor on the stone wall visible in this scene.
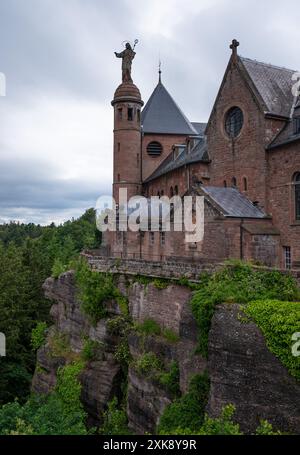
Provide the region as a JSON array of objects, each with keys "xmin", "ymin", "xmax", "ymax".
[
  {"xmin": 83, "ymin": 253, "xmax": 219, "ymax": 281},
  {"xmin": 82, "ymin": 252, "xmax": 300, "ymax": 286}
]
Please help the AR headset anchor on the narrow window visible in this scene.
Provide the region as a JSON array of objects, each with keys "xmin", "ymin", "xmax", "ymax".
[
  {"xmin": 160, "ymin": 232, "xmax": 166, "ymax": 246},
  {"xmin": 117, "ymin": 174, "xmax": 120, "ymax": 182},
  {"xmin": 170, "ymin": 187, "xmax": 174, "ymax": 197},
  {"xmin": 137, "ymin": 153, "xmax": 139, "ymax": 168},
  {"xmin": 175, "ymin": 185, "xmax": 179, "ymax": 195},
  {"xmin": 150, "ymin": 232, "xmax": 155, "ymax": 246},
  {"xmin": 161, "ymin": 190, "xmax": 164, "ymax": 196},
  {"xmin": 128, "ymin": 107, "xmax": 133, "ymax": 121},
  {"xmin": 224, "ymin": 180, "xmax": 227, "ymax": 188},
  {"xmin": 232, "ymin": 177, "xmax": 237, "ymax": 187},
  {"xmin": 118, "ymin": 108, "xmax": 122, "ymax": 120},
  {"xmin": 295, "ymin": 173, "xmax": 300, "ymax": 220},
  {"xmin": 118, "ymin": 142, "xmax": 121, "ymax": 152},
  {"xmin": 283, "ymin": 246, "xmax": 291, "ymax": 270},
  {"xmin": 243, "ymin": 177, "xmax": 248, "ymax": 191},
  {"xmin": 137, "ymin": 110, "xmax": 141, "ymax": 123}
]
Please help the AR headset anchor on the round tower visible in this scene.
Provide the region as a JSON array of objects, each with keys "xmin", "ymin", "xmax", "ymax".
[{"xmin": 111, "ymin": 82, "xmax": 144, "ymax": 205}]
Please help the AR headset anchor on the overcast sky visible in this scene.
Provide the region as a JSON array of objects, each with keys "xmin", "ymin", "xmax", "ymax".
[{"xmin": 0, "ymin": 0, "xmax": 299, "ymax": 225}]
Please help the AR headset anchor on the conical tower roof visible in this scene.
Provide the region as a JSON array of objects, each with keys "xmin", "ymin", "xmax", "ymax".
[{"xmin": 141, "ymin": 81, "xmax": 197, "ymax": 135}]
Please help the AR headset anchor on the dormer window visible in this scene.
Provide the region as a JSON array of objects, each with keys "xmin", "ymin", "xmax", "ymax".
[{"xmin": 293, "ymin": 117, "xmax": 300, "ymax": 135}]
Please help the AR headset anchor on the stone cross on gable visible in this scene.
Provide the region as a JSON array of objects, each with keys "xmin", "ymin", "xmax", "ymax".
[{"xmin": 230, "ymin": 39, "xmax": 240, "ymax": 58}]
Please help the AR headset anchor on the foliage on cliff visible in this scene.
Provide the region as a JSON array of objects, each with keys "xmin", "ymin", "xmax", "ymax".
[
  {"xmin": 0, "ymin": 209, "xmax": 100, "ymax": 405},
  {"xmin": 0, "ymin": 361, "xmax": 87, "ymax": 435},
  {"xmin": 157, "ymin": 372, "xmax": 210, "ymax": 434},
  {"xmin": 191, "ymin": 261, "xmax": 300, "ymax": 357},
  {"xmin": 245, "ymin": 300, "xmax": 300, "ymax": 381}
]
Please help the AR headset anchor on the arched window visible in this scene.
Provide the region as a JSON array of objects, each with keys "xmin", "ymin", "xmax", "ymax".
[
  {"xmin": 147, "ymin": 141, "xmax": 163, "ymax": 156},
  {"xmin": 232, "ymin": 177, "xmax": 237, "ymax": 187},
  {"xmin": 224, "ymin": 180, "xmax": 227, "ymax": 188},
  {"xmin": 170, "ymin": 187, "xmax": 174, "ymax": 197},
  {"xmin": 243, "ymin": 177, "xmax": 248, "ymax": 191},
  {"xmin": 225, "ymin": 107, "xmax": 244, "ymax": 138},
  {"xmin": 175, "ymin": 185, "xmax": 179, "ymax": 195},
  {"xmin": 294, "ymin": 173, "xmax": 300, "ymax": 220},
  {"xmin": 161, "ymin": 190, "xmax": 164, "ymax": 196}
]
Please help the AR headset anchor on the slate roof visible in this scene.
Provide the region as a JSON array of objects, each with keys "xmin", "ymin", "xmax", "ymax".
[
  {"xmin": 141, "ymin": 82, "xmax": 198, "ymax": 135},
  {"xmin": 240, "ymin": 57, "xmax": 296, "ymax": 118},
  {"xmin": 191, "ymin": 122, "xmax": 207, "ymax": 136},
  {"xmin": 145, "ymin": 137, "xmax": 209, "ymax": 183},
  {"xmin": 200, "ymin": 186, "xmax": 267, "ymax": 218},
  {"xmin": 267, "ymin": 97, "xmax": 300, "ymax": 149}
]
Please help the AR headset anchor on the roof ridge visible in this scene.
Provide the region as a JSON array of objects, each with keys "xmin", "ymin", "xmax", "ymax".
[{"xmin": 240, "ymin": 55, "xmax": 296, "ymax": 74}]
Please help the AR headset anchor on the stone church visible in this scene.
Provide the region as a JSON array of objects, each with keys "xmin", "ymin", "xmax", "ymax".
[{"xmin": 107, "ymin": 40, "xmax": 300, "ymax": 269}]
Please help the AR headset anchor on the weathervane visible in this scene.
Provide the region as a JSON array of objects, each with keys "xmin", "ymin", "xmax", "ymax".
[{"xmin": 115, "ymin": 39, "xmax": 139, "ymax": 83}]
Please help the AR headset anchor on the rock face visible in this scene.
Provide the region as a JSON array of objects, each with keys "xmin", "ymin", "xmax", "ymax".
[
  {"xmin": 32, "ymin": 272, "xmax": 205, "ymax": 432},
  {"xmin": 32, "ymin": 272, "xmax": 122, "ymax": 424},
  {"xmin": 32, "ymin": 271, "xmax": 300, "ymax": 434},
  {"xmin": 207, "ymin": 304, "xmax": 300, "ymax": 434}
]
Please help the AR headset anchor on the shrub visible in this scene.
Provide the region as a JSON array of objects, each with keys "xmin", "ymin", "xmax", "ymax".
[
  {"xmin": 31, "ymin": 322, "xmax": 47, "ymax": 351},
  {"xmin": 191, "ymin": 261, "xmax": 300, "ymax": 357},
  {"xmin": 162, "ymin": 328, "xmax": 180, "ymax": 343},
  {"xmin": 114, "ymin": 339, "xmax": 132, "ymax": 366},
  {"xmin": 51, "ymin": 258, "xmax": 68, "ymax": 279},
  {"xmin": 134, "ymin": 352, "xmax": 163, "ymax": 377},
  {"xmin": 198, "ymin": 404, "xmax": 242, "ymax": 435},
  {"xmin": 0, "ymin": 361, "xmax": 87, "ymax": 435},
  {"xmin": 159, "ymin": 362, "xmax": 180, "ymax": 397},
  {"xmin": 74, "ymin": 259, "xmax": 129, "ymax": 323},
  {"xmin": 81, "ymin": 339, "xmax": 104, "ymax": 362},
  {"xmin": 107, "ymin": 316, "xmax": 131, "ymax": 336},
  {"xmin": 48, "ymin": 331, "xmax": 72, "ymax": 358},
  {"xmin": 74, "ymin": 259, "xmax": 112, "ymax": 324},
  {"xmin": 56, "ymin": 360, "xmax": 85, "ymax": 414},
  {"xmin": 135, "ymin": 319, "xmax": 161, "ymax": 336},
  {"xmin": 245, "ymin": 299, "xmax": 300, "ymax": 381},
  {"xmin": 153, "ymin": 278, "xmax": 170, "ymax": 290},
  {"xmin": 255, "ymin": 420, "xmax": 283, "ymax": 435},
  {"xmin": 100, "ymin": 398, "xmax": 131, "ymax": 435},
  {"xmin": 158, "ymin": 372, "xmax": 210, "ymax": 434}
]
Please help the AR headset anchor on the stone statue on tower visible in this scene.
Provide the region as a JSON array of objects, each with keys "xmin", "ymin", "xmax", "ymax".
[{"xmin": 115, "ymin": 42, "xmax": 136, "ymax": 83}]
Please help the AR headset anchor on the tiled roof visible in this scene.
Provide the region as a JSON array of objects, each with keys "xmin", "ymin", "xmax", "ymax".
[
  {"xmin": 144, "ymin": 137, "xmax": 209, "ymax": 183},
  {"xmin": 141, "ymin": 82, "xmax": 198, "ymax": 135},
  {"xmin": 200, "ymin": 186, "xmax": 267, "ymax": 218},
  {"xmin": 240, "ymin": 57, "xmax": 296, "ymax": 118}
]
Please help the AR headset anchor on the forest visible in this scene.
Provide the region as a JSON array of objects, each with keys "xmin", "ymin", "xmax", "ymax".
[{"xmin": 0, "ymin": 209, "xmax": 101, "ymax": 406}]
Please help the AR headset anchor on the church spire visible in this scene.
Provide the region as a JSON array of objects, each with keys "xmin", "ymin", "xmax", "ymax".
[{"xmin": 158, "ymin": 59, "xmax": 162, "ymax": 84}]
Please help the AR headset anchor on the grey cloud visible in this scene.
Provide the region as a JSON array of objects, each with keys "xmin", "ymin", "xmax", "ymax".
[{"xmin": 0, "ymin": 0, "xmax": 299, "ymax": 224}]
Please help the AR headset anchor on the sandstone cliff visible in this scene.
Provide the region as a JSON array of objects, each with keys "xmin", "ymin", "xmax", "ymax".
[{"xmin": 32, "ymin": 271, "xmax": 300, "ymax": 434}]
